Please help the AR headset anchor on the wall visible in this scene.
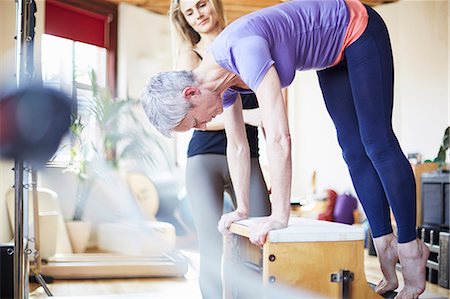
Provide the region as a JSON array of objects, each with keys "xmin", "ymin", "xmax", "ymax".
[
  {"xmin": 381, "ymin": 1, "xmax": 448, "ymax": 160},
  {"xmin": 0, "ymin": 2, "xmax": 16, "ymax": 89},
  {"xmin": 116, "ymin": 3, "xmax": 172, "ymax": 100},
  {"xmin": 0, "ymin": 0, "xmax": 45, "ymax": 242},
  {"xmin": 116, "ymin": 3, "xmax": 177, "ymax": 163},
  {"xmin": 288, "ymin": 0, "xmax": 449, "ymax": 197}
]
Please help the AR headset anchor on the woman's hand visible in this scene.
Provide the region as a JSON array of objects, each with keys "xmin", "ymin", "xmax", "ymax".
[
  {"xmin": 217, "ymin": 209, "xmax": 248, "ymax": 235},
  {"xmin": 247, "ymin": 216, "xmax": 288, "ymax": 247}
]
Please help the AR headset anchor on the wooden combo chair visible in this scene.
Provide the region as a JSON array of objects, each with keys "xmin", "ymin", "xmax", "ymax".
[{"xmin": 223, "ymin": 217, "xmax": 382, "ymax": 299}]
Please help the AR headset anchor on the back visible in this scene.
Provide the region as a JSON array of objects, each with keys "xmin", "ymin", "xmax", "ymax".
[{"xmin": 210, "ymin": 0, "xmax": 349, "ymax": 90}]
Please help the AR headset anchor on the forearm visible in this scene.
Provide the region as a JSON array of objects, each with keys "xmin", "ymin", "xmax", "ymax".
[
  {"xmin": 227, "ymin": 141, "xmax": 251, "ymax": 215},
  {"xmin": 255, "ymin": 66, "xmax": 292, "ymax": 224},
  {"xmin": 265, "ymin": 136, "xmax": 292, "ymax": 221}
]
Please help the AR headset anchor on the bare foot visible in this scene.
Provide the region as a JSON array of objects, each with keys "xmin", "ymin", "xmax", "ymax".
[
  {"xmin": 373, "ymin": 233, "xmax": 399, "ymax": 294},
  {"xmin": 396, "ymin": 238, "xmax": 429, "ymax": 299}
]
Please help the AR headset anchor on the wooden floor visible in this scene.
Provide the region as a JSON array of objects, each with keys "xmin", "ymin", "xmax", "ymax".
[{"xmin": 29, "ymin": 247, "xmax": 449, "ymax": 299}]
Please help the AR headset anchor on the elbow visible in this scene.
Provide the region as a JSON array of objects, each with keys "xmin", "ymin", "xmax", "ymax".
[
  {"xmin": 268, "ymin": 133, "xmax": 292, "ymax": 151},
  {"xmin": 227, "ymin": 139, "xmax": 250, "ymax": 156}
]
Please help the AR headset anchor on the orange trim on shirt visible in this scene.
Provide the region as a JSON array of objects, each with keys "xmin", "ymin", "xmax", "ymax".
[{"xmin": 332, "ymin": 0, "xmax": 368, "ymax": 66}]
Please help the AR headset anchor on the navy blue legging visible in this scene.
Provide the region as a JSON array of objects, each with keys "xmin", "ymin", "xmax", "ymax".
[{"xmin": 317, "ymin": 6, "xmax": 416, "ymax": 243}]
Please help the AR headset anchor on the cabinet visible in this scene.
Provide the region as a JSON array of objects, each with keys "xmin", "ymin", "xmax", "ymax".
[
  {"xmin": 421, "ymin": 171, "xmax": 449, "ymax": 230},
  {"xmin": 411, "ymin": 163, "xmax": 439, "ymax": 226}
]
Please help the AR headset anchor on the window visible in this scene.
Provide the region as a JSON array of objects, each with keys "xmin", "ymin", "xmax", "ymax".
[
  {"xmin": 44, "ymin": 0, "xmax": 117, "ymax": 93},
  {"xmin": 42, "ymin": 34, "xmax": 107, "ymax": 162},
  {"xmin": 42, "ymin": 0, "xmax": 117, "ymax": 163}
]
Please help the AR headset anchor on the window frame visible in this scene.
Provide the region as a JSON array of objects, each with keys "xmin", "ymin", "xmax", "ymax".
[{"xmin": 46, "ymin": 0, "xmax": 118, "ymax": 95}]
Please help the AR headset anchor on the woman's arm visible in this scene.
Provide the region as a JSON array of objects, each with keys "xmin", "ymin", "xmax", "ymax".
[
  {"xmin": 249, "ymin": 65, "xmax": 292, "ymax": 244},
  {"xmin": 257, "ymin": 66, "xmax": 291, "ymax": 221},
  {"xmin": 218, "ymin": 67, "xmax": 291, "ymax": 245},
  {"xmin": 224, "ymin": 96, "xmax": 250, "ymax": 214},
  {"xmin": 175, "ymin": 49, "xmax": 201, "ymax": 71},
  {"xmin": 217, "ymin": 95, "xmax": 251, "ymax": 231}
]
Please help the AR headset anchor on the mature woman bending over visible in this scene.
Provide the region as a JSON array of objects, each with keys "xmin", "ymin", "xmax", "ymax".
[{"xmin": 141, "ymin": 1, "xmax": 429, "ymax": 298}]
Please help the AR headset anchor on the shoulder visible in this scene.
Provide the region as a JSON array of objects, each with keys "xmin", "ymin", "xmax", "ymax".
[
  {"xmin": 177, "ymin": 48, "xmax": 202, "ymax": 70},
  {"xmin": 179, "ymin": 48, "xmax": 201, "ymax": 59}
]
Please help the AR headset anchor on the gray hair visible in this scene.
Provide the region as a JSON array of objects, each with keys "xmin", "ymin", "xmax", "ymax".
[{"xmin": 141, "ymin": 70, "xmax": 196, "ymax": 137}]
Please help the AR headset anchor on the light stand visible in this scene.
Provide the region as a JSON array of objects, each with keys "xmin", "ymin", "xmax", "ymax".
[
  {"xmin": 30, "ymin": 169, "xmax": 53, "ymax": 296},
  {"xmin": 13, "ymin": 159, "xmax": 28, "ymax": 299},
  {"xmin": 14, "ymin": 1, "xmax": 36, "ymax": 298}
]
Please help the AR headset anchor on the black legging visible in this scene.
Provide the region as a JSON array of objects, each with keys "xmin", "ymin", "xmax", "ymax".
[
  {"xmin": 185, "ymin": 154, "xmax": 271, "ymax": 299},
  {"xmin": 317, "ymin": 5, "xmax": 416, "ymax": 243}
]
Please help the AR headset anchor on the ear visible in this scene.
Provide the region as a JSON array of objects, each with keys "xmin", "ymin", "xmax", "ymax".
[{"xmin": 182, "ymin": 86, "xmax": 200, "ymax": 101}]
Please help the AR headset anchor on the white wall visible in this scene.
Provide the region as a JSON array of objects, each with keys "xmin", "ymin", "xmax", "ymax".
[
  {"xmin": 0, "ymin": 0, "xmax": 45, "ymax": 243},
  {"xmin": 289, "ymin": 0, "xmax": 449, "ymax": 197},
  {"xmin": 0, "ymin": 0, "xmax": 16, "ymax": 244},
  {"xmin": 381, "ymin": 1, "xmax": 449, "ymax": 159},
  {"xmin": 0, "ymin": 160, "xmax": 14, "ymax": 242},
  {"xmin": 116, "ymin": 3, "xmax": 177, "ymax": 163},
  {"xmin": 0, "ymin": 2, "xmax": 16, "ymax": 89},
  {"xmin": 116, "ymin": 3, "xmax": 173, "ymax": 100}
]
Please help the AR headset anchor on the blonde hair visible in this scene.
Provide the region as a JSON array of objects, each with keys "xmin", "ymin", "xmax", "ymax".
[{"xmin": 169, "ymin": 0, "xmax": 227, "ymax": 48}]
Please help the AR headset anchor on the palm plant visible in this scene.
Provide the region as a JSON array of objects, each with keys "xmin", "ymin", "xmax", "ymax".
[
  {"xmin": 434, "ymin": 126, "xmax": 449, "ymax": 167},
  {"xmin": 70, "ymin": 70, "xmax": 169, "ymax": 221}
]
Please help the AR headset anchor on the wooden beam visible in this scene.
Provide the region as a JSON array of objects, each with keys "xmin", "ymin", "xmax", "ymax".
[{"xmin": 106, "ymin": 0, "xmax": 399, "ymax": 22}]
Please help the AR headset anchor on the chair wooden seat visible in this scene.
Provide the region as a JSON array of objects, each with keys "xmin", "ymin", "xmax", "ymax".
[
  {"xmin": 223, "ymin": 217, "xmax": 382, "ymax": 299},
  {"xmin": 230, "ymin": 217, "xmax": 365, "ymax": 243}
]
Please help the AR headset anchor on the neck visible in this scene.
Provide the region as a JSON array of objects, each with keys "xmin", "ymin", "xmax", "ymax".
[
  {"xmin": 196, "ymin": 26, "xmax": 223, "ymax": 53},
  {"xmin": 193, "ymin": 53, "xmax": 237, "ymax": 94}
]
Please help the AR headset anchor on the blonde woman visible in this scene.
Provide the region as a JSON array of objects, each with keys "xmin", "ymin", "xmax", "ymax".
[{"xmin": 169, "ymin": 1, "xmax": 271, "ymax": 298}]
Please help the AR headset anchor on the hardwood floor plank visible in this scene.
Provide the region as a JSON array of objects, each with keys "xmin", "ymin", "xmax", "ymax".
[{"xmin": 30, "ymin": 249, "xmax": 449, "ymax": 298}]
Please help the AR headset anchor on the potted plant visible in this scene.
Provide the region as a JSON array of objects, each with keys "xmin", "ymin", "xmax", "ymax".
[
  {"xmin": 423, "ymin": 126, "xmax": 449, "ymax": 170},
  {"xmin": 433, "ymin": 126, "xmax": 449, "ymax": 170},
  {"xmin": 65, "ymin": 70, "xmax": 169, "ymax": 252}
]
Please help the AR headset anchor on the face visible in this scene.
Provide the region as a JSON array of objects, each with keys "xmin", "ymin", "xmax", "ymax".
[
  {"xmin": 174, "ymin": 88, "xmax": 223, "ymax": 132},
  {"xmin": 179, "ymin": 0, "xmax": 218, "ymax": 34}
]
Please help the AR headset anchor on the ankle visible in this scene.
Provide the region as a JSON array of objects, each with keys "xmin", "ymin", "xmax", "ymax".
[
  {"xmin": 374, "ymin": 233, "xmax": 398, "ymax": 253},
  {"xmin": 398, "ymin": 239, "xmax": 427, "ymax": 259}
]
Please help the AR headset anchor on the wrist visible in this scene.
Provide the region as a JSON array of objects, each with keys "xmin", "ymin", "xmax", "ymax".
[
  {"xmin": 234, "ymin": 207, "xmax": 248, "ymax": 218},
  {"xmin": 270, "ymin": 209, "xmax": 290, "ymax": 225}
]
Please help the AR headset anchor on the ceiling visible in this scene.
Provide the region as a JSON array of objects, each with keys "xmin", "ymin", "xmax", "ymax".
[{"xmin": 106, "ymin": 0, "xmax": 398, "ymax": 23}]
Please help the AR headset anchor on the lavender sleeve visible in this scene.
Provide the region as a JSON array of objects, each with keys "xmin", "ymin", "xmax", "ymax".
[
  {"xmin": 229, "ymin": 36, "xmax": 275, "ymax": 91},
  {"xmin": 222, "ymin": 89, "xmax": 238, "ymax": 109},
  {"xmin": 212, "ymin": 35, "xmax": 275, "ymax": 108}
]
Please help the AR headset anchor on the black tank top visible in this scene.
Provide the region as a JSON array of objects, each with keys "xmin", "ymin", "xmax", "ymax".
[
  {"xmin": 187, "ymin": 49, "xmax": 260, "ymax": 158},
  {"xmin": 187, "ymin": 93, "xmax": 260, "ymax": 158}
]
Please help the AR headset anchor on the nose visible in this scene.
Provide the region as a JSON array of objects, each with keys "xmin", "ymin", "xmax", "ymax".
[{"xmin": 195, "ymin": 9, "xmax": 203, "ymax": 19}]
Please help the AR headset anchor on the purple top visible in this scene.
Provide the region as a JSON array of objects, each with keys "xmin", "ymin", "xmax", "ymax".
[{"xmin": 210, "ymin": 0, "xmax": 350, "ymax": 108}]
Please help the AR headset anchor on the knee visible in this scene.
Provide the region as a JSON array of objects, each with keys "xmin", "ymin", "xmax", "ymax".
[
  {"xmin": 363, "ymin": 136, "xmax": 398, "ymax": 163},
  {"xmin": 341, "ymin": 144, "xmax": 368, "ymax": 166}
]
